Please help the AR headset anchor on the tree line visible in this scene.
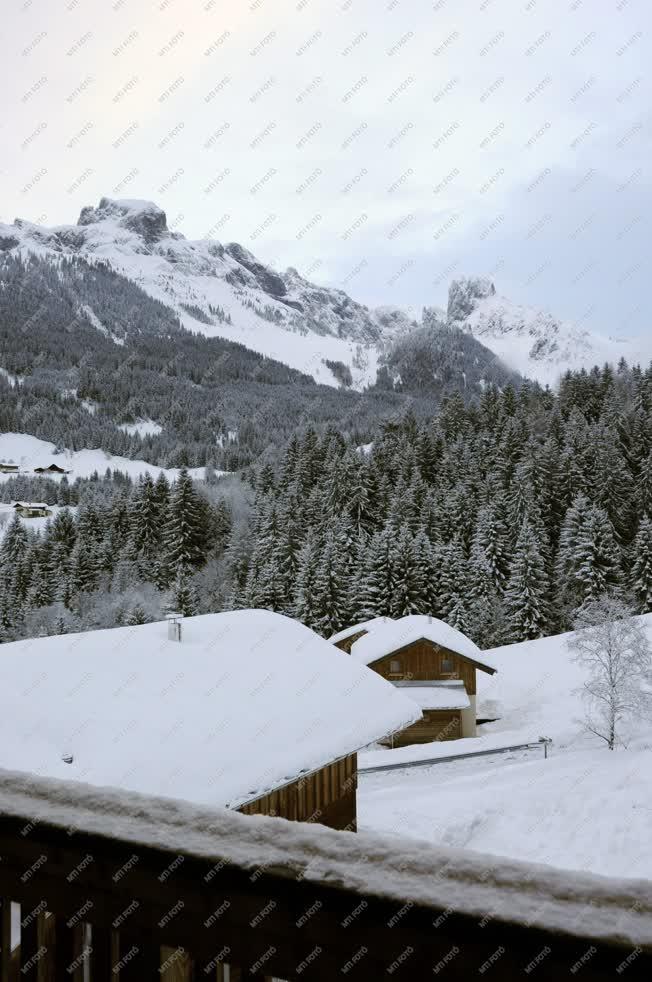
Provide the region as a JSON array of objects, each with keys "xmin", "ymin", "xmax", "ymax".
[{"xmin": 233, "ymin": 360, "xmax": 652, "ymax": 647}]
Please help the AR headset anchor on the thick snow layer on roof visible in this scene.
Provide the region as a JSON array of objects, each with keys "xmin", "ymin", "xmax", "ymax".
[
  {"xmin": 351, "ymin": 614, "xmax": 496, "ymax": 671},
  {"xmin": 0, "ymin": 766, "xmax": 651, "ymax": 949},
  {"xmin": 329, "ymin": 616, "xmax": 394, "ymax": 645},
  {"xmin": 392, "ymin": 680, "xmax": 471, "ymax": 710},
  {"xmin": 0, "ymin": 610, "xmax": 419, "ymax": 810}
]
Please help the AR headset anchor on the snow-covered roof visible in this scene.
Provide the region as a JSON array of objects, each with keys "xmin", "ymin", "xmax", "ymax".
[
  {"xmin": 329, "ymin": 616, "xmax": 394, "ymax": 645},
  {"xmin": 0, "ymin": 610, "xmax": 420, "ymax": 811},
  {"xmin": 13, "ymin": 501, "xmax": 50, "ymax": 509},
  {"xmin": 392, "ymin": 680, "xmax": 471, "ymax": 711},
  {"xmin": 350, "ymin": 614, "xmax": 497, "ymax": 673}
]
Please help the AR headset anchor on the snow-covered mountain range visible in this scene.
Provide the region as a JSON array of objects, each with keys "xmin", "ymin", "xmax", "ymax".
[{"xmin": 1, "ymin": 198, "xmax": 647, "ymax": 387}]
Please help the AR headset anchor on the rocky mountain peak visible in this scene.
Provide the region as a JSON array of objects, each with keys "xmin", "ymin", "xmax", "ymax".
[
  {"xmin": 447, "ymin": 277, "xmax": 496, "ymax": 324},
  {"xmin": 77, "ymin": 198, "xmax": 170, "ymax": 244}
]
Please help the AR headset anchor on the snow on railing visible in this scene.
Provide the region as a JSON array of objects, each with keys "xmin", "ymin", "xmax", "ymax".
[{"xmin": 0, "ymin": 766, "xmax": 650, "ymax": 980}]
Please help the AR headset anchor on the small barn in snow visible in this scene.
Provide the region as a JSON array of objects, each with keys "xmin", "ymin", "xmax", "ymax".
[
  {"xmin": 347, "ymin": 614, "xmax": 497, "ymax": 746},
  {"xmin": 0, "ymin": 609, "xmax": 419, "ymax": 831}
]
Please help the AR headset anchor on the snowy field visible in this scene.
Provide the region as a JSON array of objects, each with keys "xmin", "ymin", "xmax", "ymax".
[
  {"xmin": 0, "ymin": 432, "xmax": 224, "ymax": 484},
  {"xmin": 359, "ymin": 617, "xmax": 652, "ymax": 878}
]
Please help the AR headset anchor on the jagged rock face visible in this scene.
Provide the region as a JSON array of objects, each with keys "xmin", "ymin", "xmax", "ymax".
[
  {"xmin": 0, "ymin": 199, "xmax": 645, "ymax": 386},
  {"xmin": 78, "ymin": 198, "xmax": 169, "ymax": 244},
  {"xmin": 447, "ymin": 277, "xmax": 496, "ymax": 324},
  {"xmin": 224, "ymin": 242, "xmax": 287, "ymax": 297}
]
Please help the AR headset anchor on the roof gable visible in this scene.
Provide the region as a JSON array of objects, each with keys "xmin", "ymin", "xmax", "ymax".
[
  {"xmin": 350, "ymin": 615, "xmax": 497, "ymax": 674},
  {"xmin": 0, "ymin": 610, "xmax": 420, "ymax": 810},
  {"xmin": 329, "ymin": 616, "xmax": 395, "ymax": 646}
]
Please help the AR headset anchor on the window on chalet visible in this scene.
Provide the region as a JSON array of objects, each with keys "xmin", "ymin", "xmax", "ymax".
[
  {"xmin": 389, "ymin": 659, "xmax": 402, "ymax": 674},
  {"xmin": 441, "ymin": 654, "xmax": 455, "ymax": 674}
]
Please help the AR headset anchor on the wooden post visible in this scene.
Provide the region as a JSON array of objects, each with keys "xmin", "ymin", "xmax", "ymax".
[
  {"xmin": 18, "ymin": 907, "xmax": 40, "ymax": 980},
  {"xmin": 0, "ymin": 899, "xmax": 12, "ymax": 982}
]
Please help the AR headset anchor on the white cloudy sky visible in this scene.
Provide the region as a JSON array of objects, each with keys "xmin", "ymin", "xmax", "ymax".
[{"xmin": 3, "ymin": 0, "xmax": 650, "ymax": 335}]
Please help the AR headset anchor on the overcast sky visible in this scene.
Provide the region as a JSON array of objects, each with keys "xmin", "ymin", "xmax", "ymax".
[{"xmin": 3, "ymin": 0, "xmax": 650, "ymax": 336}]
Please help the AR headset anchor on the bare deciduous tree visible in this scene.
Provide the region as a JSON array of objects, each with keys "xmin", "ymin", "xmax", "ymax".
[{"xmin": 570, "ymin": 594, "xmax": 652, "ymax": 749}]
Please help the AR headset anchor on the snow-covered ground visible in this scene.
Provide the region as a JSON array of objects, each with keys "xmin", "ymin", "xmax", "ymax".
[
  {"xmin": 359, "ymin": 617, "xmax": 652, "ymax": 878},
  {"xmin": 0, "ymin": 432, "xmax": 223, "ymax": 484}
]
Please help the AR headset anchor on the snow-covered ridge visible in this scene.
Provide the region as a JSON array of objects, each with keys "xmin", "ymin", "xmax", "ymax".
[
  {"xmin": 0, "ymin": 198, "xmax": 415, "ymax": 390},
  {"xmin": 2, "ymin": 201, "xmax": 646, "ymax": 387},
  {"xmin": 444, "ymin": 277, "xmax": 650, "ymax": 383}
]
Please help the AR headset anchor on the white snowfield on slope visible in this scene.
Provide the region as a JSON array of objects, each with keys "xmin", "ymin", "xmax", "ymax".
[
  {"xmin": 0, "ymin": 432, "xmax": 221, "ymax": 484},
  {"xmin": 359, "ymin": 615, "xmax": 652, "ymax": 879}
]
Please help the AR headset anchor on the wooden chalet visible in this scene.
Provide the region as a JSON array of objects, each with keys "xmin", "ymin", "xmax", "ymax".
[
  {"xmin": 0, "ymin": 609, "xmax": 418, "ymax": 836},
  {"xmin": 13, "ymin": 501, "xmax": 52, "ymax": 518},
  {"xmin": 0, "ymin": 463, "xmax": 18, "ymax": 474},
  {"xmin": 347, "ymin": 614, "xmax": 497, "ymax": 746}
]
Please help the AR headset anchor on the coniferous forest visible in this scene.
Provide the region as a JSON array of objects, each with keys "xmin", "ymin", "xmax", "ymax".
[{"xmin": 2, "ymin": 359, "xmax": 652, "ymax": 648}]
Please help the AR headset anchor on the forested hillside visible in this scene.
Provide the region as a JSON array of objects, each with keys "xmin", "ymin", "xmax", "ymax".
[
  {"xmin": 236, "ymin": 361, "xmax": 652, "ymax": 646},
  {"xmin": 0, "ymin": 253, "xmax": 511, "ymax": 470},
  {"xmin": 3, "ymin": 359, "xmax": 652, "ymax": 648}
]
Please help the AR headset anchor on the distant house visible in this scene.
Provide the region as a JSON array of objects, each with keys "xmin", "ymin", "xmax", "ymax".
[
  {"xmin": 33, "ymin": 463, "xmax": 68, "ymax": 474},
  {"xmin": 13, "ymin": 501, "xmax": 52, "ymax": 518},
  {"xmin": 345, "ymin": 614, "xmax": 497, "ymax": 746},
  {"xmin": 330, "ymin": 616, "xmax": 395, "ymax": 653},
  {"xmin": 0, "ymin": 462, "xmax": 19, "ymax": 473},
  {"xmin": 0, "ymin": 609, "xmax": 419, "ymax": 832}
]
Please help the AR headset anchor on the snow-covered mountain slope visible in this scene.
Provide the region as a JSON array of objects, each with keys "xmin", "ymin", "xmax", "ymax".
[
  {"xmin": 2, "ymin": 200, "xmax": 645, "ymax": 388},
  {"xmin": 0, "ymin": 199, "xmax": 415, "ymax": 389},
  {"xmin": 443, "ymin": 277, "xmax": 650, "ymax": 383}
]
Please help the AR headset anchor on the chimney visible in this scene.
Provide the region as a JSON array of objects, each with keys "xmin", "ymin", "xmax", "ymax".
[{"xmin": 166, "ymin": 612, "xmax": 183, "ymax": 642}]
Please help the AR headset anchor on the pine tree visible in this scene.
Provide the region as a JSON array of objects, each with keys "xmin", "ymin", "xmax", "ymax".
[
  {"xmin": 168, "ymin": 567, "xmax": 199, "ymax": 617},
  {"xmin": 631, "ymin": 516, "xmax": 652, "ymax": 613},
  {"xmin": 163, "ymin": 468, "xmax": 207, "ymax": 579},
  {"xmin": 505, "ymin": 521, "xmax": 550, "ymax": 640}
]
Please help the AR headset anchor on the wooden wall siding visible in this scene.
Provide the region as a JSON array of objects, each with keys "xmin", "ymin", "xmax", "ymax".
[
  {"xmin": 239, "ymin": 755, "xmax": 357, "ymax": 832},
  {"xmin": 333, "ymin": 630, "xmax": 367, "ymax": 653},
  {"xmin": 371, "ymin": 639, "xmax": 477, "ymax": 694},
  {"xmin": 383, "ymin": 711, "xmax": 462, "ymax": 748}
]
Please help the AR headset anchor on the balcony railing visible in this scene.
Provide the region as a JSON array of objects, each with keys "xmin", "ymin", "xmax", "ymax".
[{"xmin": 0, "ymin": 766, "xmax": 650, "ymax": 980}]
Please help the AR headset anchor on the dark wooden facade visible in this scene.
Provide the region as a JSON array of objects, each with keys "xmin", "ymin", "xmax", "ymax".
[
  {"xmin": 239, "ymin": 754, "xmax": 357, "ymax": 832},
  {"xmin": 369, "ymin": 637, "xmax": 479, "ymax": 693},
  {"xmin": 387, "ymin": 710, "xmax": 462, "ymax": 747},
  {"xmin": 333, "ymin": 630, "xmax": 368, "ymax": 654}
]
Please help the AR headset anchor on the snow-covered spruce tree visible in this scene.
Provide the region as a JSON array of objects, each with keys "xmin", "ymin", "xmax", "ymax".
[
  {"xmin": 504, "ymin": 520, "xmax": 550, "ymax": 640},
  {"xmin": 391, "ymin": 524, "xmax": 428, "ymax": 617},
  {"xmin": 162, "ymin": 467, "xmax": 207, "ymax": 581},
  {"xmin": 167, "ymin": 567, "xmax": 199, "ymax": 618},
  {"xmin": 631, "ymin": 516, "xmax": 652, "ymax": 613},
  {"xmin": 358, "ymin": 525, "xmax": 396, "ymax": 619},
  {"xmin": 569, "ymin": 593, "xmax": 652, "ymax": 749},
  {"xmin": 306, "ymin": 529, "xmax": 351, "ymax": 636}
]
